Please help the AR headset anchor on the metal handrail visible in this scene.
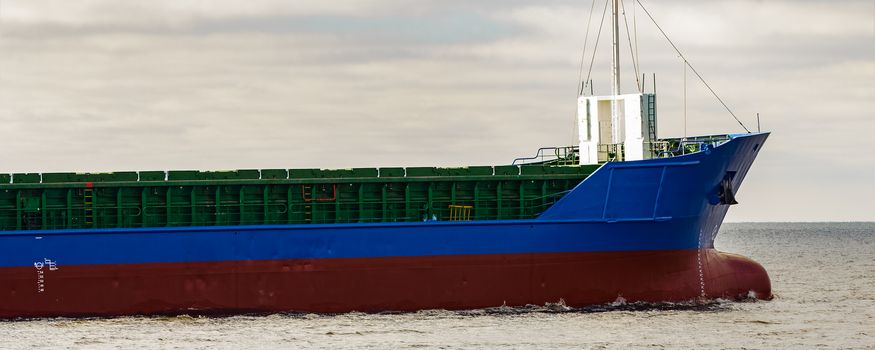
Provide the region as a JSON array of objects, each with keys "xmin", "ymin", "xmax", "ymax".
[
  {"xmin": 597, "ymin": 143, "xmax": 625, "ymax": 163},
  {"xmin": 512, "ymin": 146, "xmax": 578, "ymax": 166},
  {"xmin": 653, "ymin": 135, "xmax": 731, "ymax": 158}
]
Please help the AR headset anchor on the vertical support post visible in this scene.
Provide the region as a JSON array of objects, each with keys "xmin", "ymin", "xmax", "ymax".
[
  {"xmin": 216, "ymin": 186, "xmax": 223, "ymax": 225},
  {"xmin": 90, "ymin": 186, "xmax": 97, "ymax": 228},
  {"xmin": 334, "ymin": 184, "xmax": 341, "ymax": 223},
  {"xmin": 519, "ymin": 182, "xmax": 525, "ymax": 219},
  {"xmin": 757, "ymin": 113, "xmax": 761, "ymax": 132},
  {"xmin": 473, "ymin": 182, "xmax": 479, "ymax": 220},
  {"xmin": 263, "ymin": 186, "xmax": 270, "ymax": 224},
  {"xmin": 404, "ymin": 184, "xmax": 411, "ymax": 221},
  {"xmin": 40, "ymin": 190, "xmax": 47, "ymax": 230},
  {"xmin": 358, "ymin": 184, "xmax": 365, "ymax": 223},
  {"xmin": 15, "ymin": 190, "xmax": 21, "ymax": 230},
  {"xmin": 66, "ymin": 189, "xmax": 73, "ymax": 228},
  {"xmin": 309, "ymin": 185, "xmax": 316, "ymax": 224},
  {"xmin": 427, "ymin": 183, "xmax": 433, "ymax": 220},
  {"xmin": 286, "ymin": 185, "xmax": 293, "ymax": 224},
  {"xmin": 653, "ymin": 73, "xmax": 657, "ymax": 94},
  {"xmin": 496, "ymin": 182, "xmax": 503, "ymax": 220},
  {"xmin": 164, "ymin": 186, "xmax": 173, "ymax": 226},
  {"xmin": 541, "ymin": 181, "xmax": 548, "ymax": 211},
  {"xmin": 117, "ymin": 188, "xmax": 124, "ymax": 227},
  {"xmin": 611, "ymin": 0, "xmax": 622, "ymax": 144},
  {"xmin": 239, "ymin": 186, "xmax": 246, "ymax": 225},
  {"xmin": 381, "ymin": 184, "xmax": 388, "ymax": 222},
  {"xmin": 642, "ymin": 74, "xmax": 646, "ymax": 93},
  {"xmin": 165, "ymin": 187, "xmax": 172, "ymax": 227},
  {"xmin": 84, "ymin": 183, "xmax": 95, "ymax": 228},
  {"xmin": 141, "ymin": 188, "xmax": 148, "ymax": 227},
  {"xmin": 190, "ymin": 188, "xmax": 197, "ymax": 226}
]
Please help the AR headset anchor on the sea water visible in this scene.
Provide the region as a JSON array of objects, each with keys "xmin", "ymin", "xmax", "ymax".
[{"xmin": 1, "ymin": 222, "xmax": 873, "ymax": 349}]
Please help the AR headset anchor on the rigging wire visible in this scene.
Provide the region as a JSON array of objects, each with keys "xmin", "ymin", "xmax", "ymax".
[
  {"xmin": 576, "ymin": 0, "xmax": 599, "ymax": 96},
  {"xmin": 634, "ymin": 0, "xmax": 751, "ymax": 133},
  {"xmin": 632, "ymin": 0, "xmax": 641, "ymax": 91},
  {"xmin": 619, "ymin": 0, "xmax": 641, "ymax": 93},
  {"xmin": 583, "ymin": 0, "xmax": 612, "ymax": 93},
  {"xmin": 572, "ymin": 0, "xmax": 600, "ymax": 146}
]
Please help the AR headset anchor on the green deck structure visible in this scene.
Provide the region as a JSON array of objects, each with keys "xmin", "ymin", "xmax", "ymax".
[{"xmin": 0, "ymin": 165, "xmax": 600, "ymax": 231}]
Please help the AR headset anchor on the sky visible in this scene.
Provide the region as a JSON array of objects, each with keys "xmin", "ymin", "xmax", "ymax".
[{"xmin": 0, "ymin": 0, "xmax": 872, "ymax": 222}]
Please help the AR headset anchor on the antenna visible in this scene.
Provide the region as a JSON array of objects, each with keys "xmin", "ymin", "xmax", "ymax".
[
  {"xmin": 757, "ymin": 113, "xmax": 761, "ymax": 133},
  {"xmin": 610, "ymin": 0, "xmax": 622, "ymax": 144},
  {"xmin": 642, "ymin": 74, "xmax": 647, "ymax": 93},
  {"xmin": 611, "ymin": 0, "xmax": 621, "ymax": 96}
]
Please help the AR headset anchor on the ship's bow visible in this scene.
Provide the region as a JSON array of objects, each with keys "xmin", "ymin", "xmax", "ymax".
[
  {"xmin": 699, "ymin": 133, "xmax": 773, "ymax": 300},
  {"xmin": 540, "ymin": 132, "xmax": 772, "ymax": 302}
]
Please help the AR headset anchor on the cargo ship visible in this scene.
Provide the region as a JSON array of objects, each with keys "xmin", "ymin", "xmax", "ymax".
[{"xmin": 0, "ymin": 1, "xmax": 771, "ymax": 318}]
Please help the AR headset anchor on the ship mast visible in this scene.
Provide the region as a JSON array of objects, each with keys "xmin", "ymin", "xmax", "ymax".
[{"xmin": 610, "ymin": 0, "xmax": 622, "ymax": 144}]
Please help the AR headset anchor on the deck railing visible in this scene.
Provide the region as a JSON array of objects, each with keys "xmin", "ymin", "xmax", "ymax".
[
  {"xmin": 512, "ymin": 146, "xmax": 579, "ymax": 166},
  {"xmin": 653, "ymin": 135, "xmax": 732, "ymax": 158}
]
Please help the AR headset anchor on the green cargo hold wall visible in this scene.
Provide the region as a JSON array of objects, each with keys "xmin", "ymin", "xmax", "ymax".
[{"xmin": 0, "ymin": 165, "xmax": 599, "ymax": 231}]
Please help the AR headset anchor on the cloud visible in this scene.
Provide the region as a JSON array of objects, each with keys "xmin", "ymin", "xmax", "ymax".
[
  {"xmin": 0, "ymin": 0, "xmax": 872, "ymax": 221},
  {"xmin": 0, "ymin": 1, "xmax": 396, "ymax": 26}
]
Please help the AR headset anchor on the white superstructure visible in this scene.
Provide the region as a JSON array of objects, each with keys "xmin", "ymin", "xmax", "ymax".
[{"xmin": 577, "ymin": 93, "xmax": 657, "ymax": 165}]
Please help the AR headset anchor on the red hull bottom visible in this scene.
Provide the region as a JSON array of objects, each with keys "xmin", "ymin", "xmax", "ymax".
[{"xmin": 0, "ymin": 249, "xmax": 771, "ymax": 319}]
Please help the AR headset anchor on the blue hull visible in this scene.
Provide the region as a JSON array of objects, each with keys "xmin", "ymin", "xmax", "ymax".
[{"xmin": 0, "ymin": 133, "xmax": 770, "ymax": 318}]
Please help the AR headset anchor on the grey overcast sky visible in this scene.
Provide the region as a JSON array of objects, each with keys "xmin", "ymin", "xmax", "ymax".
[{"xmin": 0, "ymin": 0, "xmax": 872, "ymax": 222}]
